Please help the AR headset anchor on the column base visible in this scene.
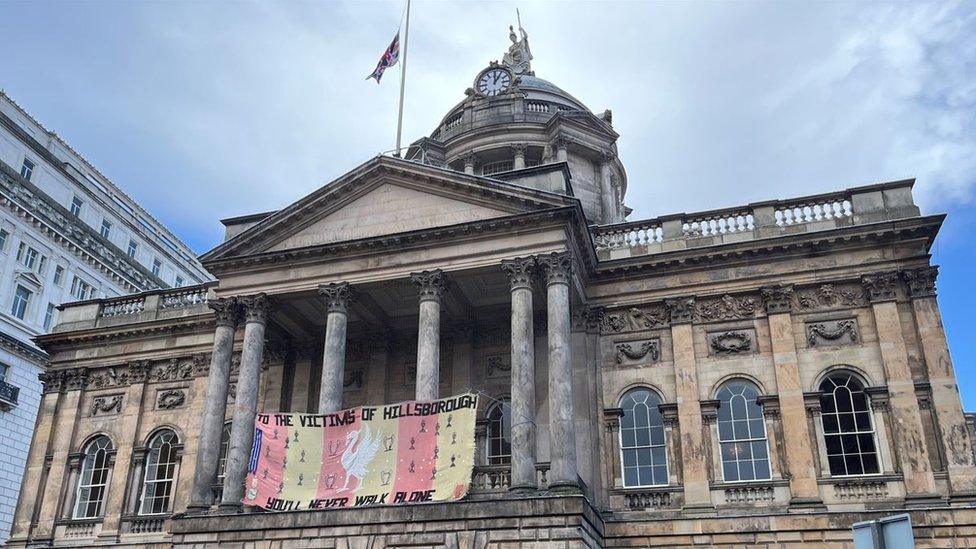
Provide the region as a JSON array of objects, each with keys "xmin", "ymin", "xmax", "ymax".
[
  {"xmin": 217, "ymin": 502, "xmax": 244, "ymax": 513},
  {"xmin": 548, "ymin": 480, "xmax": 581, "ymax": 494},
  {"xmin": 788, "ymin": 497, "xmax": 827, "ymax": 511},
  {"xmin": 904, "ymin": 492, "xmax": 948, "ymax": 508},
  {"xmin": 184, "ymin": 503, "xmax": 213, "ymax": 515},
  {"xmin": 509, "ymin": 483, "xmax": 538, "ymax": 494},
  {"xmin": 950, "ymin": 490, "xmax": 976, "ymax": 504}
]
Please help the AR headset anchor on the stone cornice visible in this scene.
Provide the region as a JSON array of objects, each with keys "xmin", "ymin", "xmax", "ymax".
[
  {"xmin": 34, "ymin": 314, "xmax": 214, "ymax": 349},
  {"xmin": 592, "ymin": 215, "xmax": 943, "ymax": 278},
  {"xmin": 0, "ymin": 163, "xmax": 167, "ymax": 291},
  {"xmin": 0, "ymin": 329, "xmax": 49, "ymax": 365}
]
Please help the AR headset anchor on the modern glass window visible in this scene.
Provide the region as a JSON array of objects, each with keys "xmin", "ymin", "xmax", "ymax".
[
  {"xmin": 11, "ymin": 286, "xmax": 31, "ymax": 320},
  {"xmin": 485, "ymin": 399, "xmax": 511, "ymax": 465},
  {"xmin": 0, "ymin": 229, "xmax": 8, "ymax": 251},
  {"xmin": 139, "ymin": 430, "xmax": 179, "ymax": 515},
  {"xmin": 217, "ymin": 423, "xmax": 232, "ymax": 483},
  {"xmin": 73, "ymin": 436, "xmax": 113, "ymax": 519},
  {"xmin": 70, "ymin": 196, "xmax": 84, "ymax": 217},
  {"xmin": 716, "ymin": 380, "xmax": 771, "ymax": 482},
  {"xmin": 820, "ymin": 373, "xmax": 880, "ymax": 476},
  {"xmin": 127, "ymin": 239, "xmax": 138, "ymax": 258},
  {"xmin": 54, "ymin": 265, "xmax": 65, "ymax": 286},
  {"xmin": 20, "ymin": 158, "xmax": 35, "ymax": 180},
  {"xmin": 99, "ymin": 219, "xmax": 112, "ymax": 239},
  {"xmin": 619, "ymin": 388, "xmax": 669, "ymax": 487},
  {"xmin": 151, "ymin": 259, "xmax": 161, "ymax": 277},
  {"xmin": 43, "ymin": 303, "xmax": 56, "ymax": 330}
]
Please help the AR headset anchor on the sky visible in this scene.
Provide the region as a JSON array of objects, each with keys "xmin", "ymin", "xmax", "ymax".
[{"xmin": 4, "ymin": 1, "xmax": 976, "ymax": 404}]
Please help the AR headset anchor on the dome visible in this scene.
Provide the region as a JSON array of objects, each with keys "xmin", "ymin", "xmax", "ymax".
[{"xmin": 517, "ymin": 75, "xmax": 589, "ymax": 112}]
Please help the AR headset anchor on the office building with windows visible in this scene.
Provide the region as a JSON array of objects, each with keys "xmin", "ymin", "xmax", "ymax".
[
  {"xmin": 8, "ymin": 30, "xmax": 976, "ymax": 547},
  {"xmin": 0, "ymin": 91, "xmax": 211, "ymax": 542}
]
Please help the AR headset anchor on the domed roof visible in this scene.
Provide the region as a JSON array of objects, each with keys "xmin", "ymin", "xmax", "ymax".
[{"xmin": 518, "ymin": 75, "xmax": 589, "ymax": 112}]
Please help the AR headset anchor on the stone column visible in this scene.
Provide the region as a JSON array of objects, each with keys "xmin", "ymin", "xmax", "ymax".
[
  {"xmin": 411, "ymin": 270, "xmax": 446, "ymax": 401},
  {"xmin": 862, "ymin": 273, "xmax": 937, "ymax": 498},
  {"xmin": 600, "ymin": 152, "xmax": 617, "ymax": 224},
  {"xmin": 667, "ymin": 297, "xmax": 712, "ymax": 509},
  {"xmin": 502, "ymin": 257, "xmax": 537, "ymax": 491},
  {"xmin": 512, "ymin": 143, "xmax": 527, "ymax": 170},
  {"xmin": 220, "ymin": 294, "xmax": 271, "ymax": 511},
  {"xmin": 552, "ymin": 135, "xmax": 568, "ymax": 163},
  {"xmin": 538, "ymin": 252, "xmax": 578, "ymax": 491},
  {"xmin": 187, "ymin": 298, "xmax": 239, "ymax": 512},
  {"xmin": 463, "ymin": 153, "xmax": 476, "ymax": 175},
  {"xmin": 317, "ymin": 283, "xmax": 356, "ymax": 413},
  {"xmin": 760, "ymin": 285, "xmax": 822, "ymax": 506},
  {"xmin": 903, "ymin": 266, "xmax": 976, "ymax": 496}
]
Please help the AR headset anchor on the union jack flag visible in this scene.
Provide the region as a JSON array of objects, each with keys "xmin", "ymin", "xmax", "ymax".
[{"xmin": 367, "ymin": 32, "xmax": 400, "ymax": 83}]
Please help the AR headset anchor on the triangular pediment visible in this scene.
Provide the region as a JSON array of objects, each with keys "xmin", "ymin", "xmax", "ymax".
[{"xmin": 203, "ymin": 156, "xmax": 575, "ymax": 261}]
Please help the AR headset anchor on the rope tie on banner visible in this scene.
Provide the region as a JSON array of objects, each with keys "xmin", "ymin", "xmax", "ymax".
[{"xmin": 465, "ymin": 388, "xmax": 537, "ymax": 429}]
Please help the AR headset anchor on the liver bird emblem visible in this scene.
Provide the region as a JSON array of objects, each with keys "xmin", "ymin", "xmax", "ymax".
[{"xmin": 338, "ymin": 423, "xmax": 381, "ymax": 492}]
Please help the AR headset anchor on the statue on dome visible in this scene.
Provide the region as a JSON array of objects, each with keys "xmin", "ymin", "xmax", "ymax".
[{"xmin": 502, "ymin": 16, "xmax": 533, "ymax": 76}]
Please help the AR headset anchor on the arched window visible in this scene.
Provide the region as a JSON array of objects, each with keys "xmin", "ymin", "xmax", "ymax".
[
  {"xmin": 619, "ymin": 388, "xmax": 668, "ymax": 487},
  {"xmin": 139, "ymin": 429, "xmax": 179, "ymax": 515},
  {"xmin": 486, "ymin": 399, "xmax": 511, "ymax": 465},
  {"xmin": 217, "ymin": 422, "xmax": 232, "ymax": 483},
  {"xmin": 73, "ymin": 436, "xmax": 112, "ymax": 519},
  {"xmin": 819, "ymin": 373, "xmax": 879, "ymax": 475},
  {"xmin": 717, "ymin": 380, "xmax": 771, "ymax": 482}
]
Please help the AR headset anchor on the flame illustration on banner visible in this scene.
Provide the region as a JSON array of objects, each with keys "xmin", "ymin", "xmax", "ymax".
[{"xmin": 242, "ymin": 393, "xmax": 478, "ymax": 511}]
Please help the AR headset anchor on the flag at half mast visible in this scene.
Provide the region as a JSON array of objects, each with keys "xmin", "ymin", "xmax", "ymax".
[{"xmin": 366, "ymin": 32, "xmax": 400, "ymax": 83}]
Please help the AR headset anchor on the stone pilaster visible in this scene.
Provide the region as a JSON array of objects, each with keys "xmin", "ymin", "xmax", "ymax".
[
  {"xmin": 502, "ymin": 257, "xmax": 537, "ymax": 491},
  {"xmin": 760, "ymin": 285, "xmax": 822, "ymax": 506},
  {"xmin": 411, "ymin": 270, "xmax": 446, "ymax": 401},
  {"xmin": 318, "ymin": 283, "xmax": 356, "ymax": 413},
  {"xmin": 903, "ymin": 266, "xmax": 976, "ymax": 495},
  {"xmin": 34, "ymin": 374, "xmax": 85, "ymax": 541},
  {"xmin": 188, "ymin": 298, "xmax": 239, "ymax": 512},
  {"xmin": 220, "ymin": 293, "xmax": 270, "ymax": 511},
  {"xmin": 861, "ymin": 273, "xmax": 938, "ymax": 498},
  {"xmin": 538, "ymin": 252, "xmax": 578, "ymax": 491},
  {"xmin": 8, "ymin": 389, "xmax": 60, "ymax": 543},
  {"xmin": 665, "ymin": 296, "xmax": 711, "ymax": 509}
]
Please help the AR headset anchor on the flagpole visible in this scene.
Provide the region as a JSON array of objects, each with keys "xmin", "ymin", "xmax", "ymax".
[{"xmin": 395, "ymin": 0, "xmax": 411, "ymax": 157}]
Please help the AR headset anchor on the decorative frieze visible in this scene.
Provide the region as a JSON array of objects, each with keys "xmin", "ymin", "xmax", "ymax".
[
  {"xmin": 599, "ymin": 306, "xmax": 667, "ymax": 334},
  {"xmin": 91, "ymin": 394, "xmax": 123, "ymax": 417},
  {"xmin": 793, "ymin": 283, "xmax": 867, "ymax": 311},
  {"xmin": 902, "ymin": 266, "xmax": 938, "ymax": 298},
  {"xmin": 694, "ymin": 294, "xmax": 760, "ymax": 323},
  {"xmin": 41, "ymin": 354, "xmax": 214, "ymax": 394},
  {"xmin": 707, "ymin": 330, "xmax": 756, "ymax": 356},
  {"xmin": 613, "ymin": 339, "xmax": 661, "ymax": 366},
  {"xmin": 572, "ymin": 305, "xmax": 604, "ymax": 333},
  {"xmin": 156, "ymin": 389, "xmax": 187, "ymax": 410},
  {"xmin": 861, "ymin": 272, "xmax": 900, "ymax": 303},
  {"xmin": 806, "ymin": 319, "xmax": 859, "ymax": 347}
]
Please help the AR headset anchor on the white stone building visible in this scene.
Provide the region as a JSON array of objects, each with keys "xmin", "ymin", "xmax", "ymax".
[{"xmin": 0, "ymin": 91, "xmax": 211, "ymax": 542}]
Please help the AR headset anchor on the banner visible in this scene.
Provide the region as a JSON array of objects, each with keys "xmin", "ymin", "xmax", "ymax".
[{"xmin": 242, "ymin": 393, "xmax": 478, "ymax": 511}]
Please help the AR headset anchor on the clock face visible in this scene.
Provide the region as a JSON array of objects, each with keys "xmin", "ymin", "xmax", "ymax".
[{"xmin": 477, "ymin": 68, "xmax": 512, "ymax": 97}]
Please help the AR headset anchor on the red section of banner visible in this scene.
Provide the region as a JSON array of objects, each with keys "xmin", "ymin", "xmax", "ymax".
[{"xmin": 392, "ymin": 411, "xmax": 437, "ymax": 497}]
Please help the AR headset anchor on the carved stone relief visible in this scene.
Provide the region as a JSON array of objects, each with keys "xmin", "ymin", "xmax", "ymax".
[
  {"xmin": 600, "ymin": 305, "xmax": 668, "ymax": 334},
  {"xmin": 806, "ymin": 319, "xmax": 860, "ymax": 347},
  {"xmin": 706, "ymin": 330, "xmax": 757, "ymax": 356},
  {"xmin": 793, "ymin": 283, "xmax": 867, "ymax": 311},
  {"xmin": 613, "ymin": 338, "xmax": 661, "ymax": 366},
  {"xmin": 91, "ymin": 394, "xmax": 124, "ymax": 417},
  {"xmin": 343, "ymin": 370, "xmax": 364, "ymax": 390},
  {"xmin": 156, "ymin": 389, "xmax": 187, "ymax": 410},
  {"xmin": 694, "ymin": 294, "xmax": 760, "ymax": 323},
  {"xmin": 485, "ymin": 355, "xmax": 511, "ymax": 379}
]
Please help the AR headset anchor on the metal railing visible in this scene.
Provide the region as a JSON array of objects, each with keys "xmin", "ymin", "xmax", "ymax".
[{"xmin": 0, "ymin": 379, "xmax": 19, "ymax": 409}]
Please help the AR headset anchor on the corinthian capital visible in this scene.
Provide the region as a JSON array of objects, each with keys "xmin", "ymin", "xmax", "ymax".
[
  {"xmin": 411, "ymin": 269, "xmax": 447, "ymax": 302},
  {"xmin": 902, "ymin": 266, "xmax": 938, "ymax": 298},
  {"xmin": 501, "ymin": 257, "xmax": 536, "ymax": 290},
  {"xmin": 665, "ymin": 297, "xmax": 695, "ymax": 325},
  {"xmin": 239, "ymin": 293, "xmax": 271, "ymax": 324},
  {"xmin": 861, "ymin": 272, "xmax": 900, "ymax": 303},
  {"xmin": 318, "ymin": 282, "xmax": 357, "ymax": 314},
  {"xmin": 761, "ymin": 285, "xmax": 794, "ymax": 314},
  {"xmin": 537, "ymin": 252, "xmax": 572, "ymax": 286},
  {"xmin": 209, "ymin": 297, "xmax": 240, "ymax": 328}
]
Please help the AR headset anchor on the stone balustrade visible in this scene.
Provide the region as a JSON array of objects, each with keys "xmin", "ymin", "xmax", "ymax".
[
  {"xmin": 121, "ymin": 515, "xmax": 169, "ymax": 534},
  {"xmin": 56, "ymin": 282, "xmax": 217, "ymax": 332},
  {"xmin": 593, "ymin": 179, "xmax": 919, "ymax": 259},
  {"xmin": 623, "ymin": 490, "xmax": 673, "ymax": 510},
  {"xmin": 469, "ymin": 463, "xmax": 551, "ymax": 495}
]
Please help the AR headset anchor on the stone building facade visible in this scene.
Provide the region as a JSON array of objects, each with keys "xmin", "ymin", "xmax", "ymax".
[
  {"xmin": 0, "ymin": 91, "xmax": 211, "ymax": 543},
  {"xmin": 8, "ymin": 31, "xmax": 976, "ymax": 548}
]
